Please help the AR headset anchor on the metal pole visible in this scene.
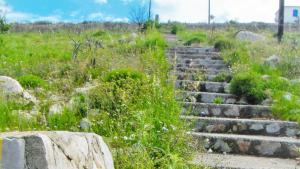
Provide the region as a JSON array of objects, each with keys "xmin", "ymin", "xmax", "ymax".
[
  {"xmin": 148, "ymin": 0, "xmax": 152, "ymax": 21},
  {"xmin": 278, "ymin": 0, "xmax": 284, "ymax": 43},
  {"xmin": 208, "ymin": 0, "xmax": 211, "ymax": 24}
]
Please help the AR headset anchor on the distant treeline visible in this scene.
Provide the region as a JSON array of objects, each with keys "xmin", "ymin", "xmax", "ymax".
[{"xmin": 8, "ymin": 21, "xmax": 300, "ymax": 33}]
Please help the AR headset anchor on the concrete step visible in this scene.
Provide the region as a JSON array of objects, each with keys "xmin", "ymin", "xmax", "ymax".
[
  {"xmin": 183, "ymin": 116, "xmax": 300, "ymax": 137},
  {"xmin": 175, "ymin": 72, "xmax": 217, "ymax": 81},
  {"xmin": 176, "ymin": 58, "xmax": 225, "ymax": 65},
  {"xmin": 175, "ymin": 80, "xmax": 230, "ymax": 93},
  {"xmin": 176, "ymin": 63, "xmax": 228, "ymax": 70},
  {"xmin": 191, "ymin": 153, "xmax": 300, "ymax": 169},
  {"xmin": 176, "ymin": 91, "xmax": 238, "ymax": 104},
  {"xmin": 182, "ymin": 102, "xmax": 272, "ymax": 119},
  {"xmin": 176, "ymin": 54, "xmax": 222, "ymax": 60},
  {"xmin": 167, "ymin": 47, "xmax": 216, "ymax": 53},
  {"xmin": 176, "ymin": 67, "xmax": 229, "ymax": 76},
  {"xmin": 191, "ymin": 132, "xmax": 300, "ymax": 158}
]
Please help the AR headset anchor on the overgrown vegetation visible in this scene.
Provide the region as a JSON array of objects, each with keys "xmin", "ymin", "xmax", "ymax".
[
  {"xmin": 0, "ymin": 28, "xmax": 197, "ymax": 168},
  {"xmin": 211, "ymin": 28, "xmax": 300, "ymax": 121}
]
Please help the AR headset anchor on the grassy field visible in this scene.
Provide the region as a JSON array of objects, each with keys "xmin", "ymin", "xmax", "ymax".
[
  {"xmin": 0, "ymin": 28, "xmax": 204, "ymax": 168},
  {"xmin": 2, "ymin": 22, "xmax": 300, "ymax": 168}
]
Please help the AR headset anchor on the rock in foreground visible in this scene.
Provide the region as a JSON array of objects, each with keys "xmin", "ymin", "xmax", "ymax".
[{"xmin": 0, "ymin": 131, "xmax": 114, "ymax": 169}]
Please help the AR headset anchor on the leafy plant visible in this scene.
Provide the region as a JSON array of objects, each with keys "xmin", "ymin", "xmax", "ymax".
[
  {"xmin": 0, "ymin": 16, "xmax": 10, "ymax": 33},
  {"xmin": 230, "ymin": 72, "xmax": 266, "ymax": 104},
  {"xmin": 213, "ymin": 97, "xmax": 223, "ymax": 104},
  {"xmin": 18, "ymin": 75, "xmax": 45, "ymax": 89},
  {"xmin": 214, "ymin": 38, "xmax": 235, "ymax": 51},
  {"xmin": 213, "ymin": 72, "xmax": 232, "ymax": 83},
  {"xmin": 171, "ymin": 24, "xmax": 185, "ymax": 35}
]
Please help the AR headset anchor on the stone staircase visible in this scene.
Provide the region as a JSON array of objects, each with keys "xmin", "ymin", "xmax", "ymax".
[{"xmin": 166, "ymin": 45, "xmax": 300, "ymax": 169}]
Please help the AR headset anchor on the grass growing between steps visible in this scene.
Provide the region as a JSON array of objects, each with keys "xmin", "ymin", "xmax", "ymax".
[
  {"xmin": 0, "ymin": 29, "xmax": 203, "ymax": 168},
  {"xmin": 208, "ymin": 29, "xmax": 300, "ymax": 123}
]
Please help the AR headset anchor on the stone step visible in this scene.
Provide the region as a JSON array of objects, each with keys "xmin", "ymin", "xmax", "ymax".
[
  {"xmin": 175, "ymin": 80, "xmax": 230, "ymax": 93},
  {"xmin": 182, "ymin": 102, "xmax": 272, "ymax": 119},
  {"xmin": 191, "ymin": 153, "xmax": 300, "ymax": 169},
  {"xmin": 176, "ymin": 91, "xmax": 238, "ymax": 104},
  {"xmin": 175, "ymin": 72, "xmax": 217, "ymax": 81},
  {"xmin": 182, "ymin": 116, "xmax": 300, "ymax": 137},
  {"xmin": 176, "ymin": 54, "xmax": 222, "ymax": 60},
  {"xmin": 176, "ymin": 58, "xmax": 225, "ymax": 65},
  {"xmin": 191, "ymin": 132, "xmax": 300, "ymax": 158},
  {"xmin": 167, "ymin": 47, "xmax": 215, "ymax": 53},
  {"xmin": 176, "ymin": 63, "xmax": 228, "ymax": 70},
  {"xmin": 176, "ymin": 67, "xmax": 229, "ymax": 76}
]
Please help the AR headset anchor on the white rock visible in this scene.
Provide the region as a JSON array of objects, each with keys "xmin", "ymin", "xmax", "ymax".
[
  {"xmin": 264, "ymin": 55, "xmax": 280, "ymax": 67},
  {"xmin": 49, "ymin": 104, "xmax": 63, "ymax": 115},
  {"xmin": 80, "ymin": 118, "xmax": 91, "ymax": 131},
  {"xmin": 255, "ymin": 141, "xmax": 281, "ymax": 156},
  {"xmin": 235, "ymin": 30, "xmax": 266, "ymax": 42},
  {"xmin": 0, "ymin": 131, "xmax": 114, "ymax": 169},
  {"xmin": 266, "ymin": 123, "xmax": 281, "ymax": 134},
  {"xmin": 0, "ymin": 76, "xmax": 23, "ymax": 94}
]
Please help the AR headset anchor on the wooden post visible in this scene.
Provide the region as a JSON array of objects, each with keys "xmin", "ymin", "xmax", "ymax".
[
  {"xmin": 208, "ymin": 0, "xmax": 211, "ymax": 24},
  {"xmin": 148, "ymin": 0, "xmax": 152, "ymax": 21},
  {"xmin": 278, "ymin": 0, "xmax": 284, "ymax": 43}
]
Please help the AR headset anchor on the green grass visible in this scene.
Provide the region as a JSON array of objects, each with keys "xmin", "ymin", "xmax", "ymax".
[{"xmin": 0, "ymin": 29, "xmax": 197, "ymax": 168}]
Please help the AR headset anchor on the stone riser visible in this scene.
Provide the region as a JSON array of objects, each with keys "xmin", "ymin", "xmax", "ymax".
[
  {"xmin": 176, "ymin": 73, "xmax": 217, "ymax": 81},
  {"xmin": 182, "ymin": 103, "xmax": 272, "ymax": 119},
  {"xmin": 176, "ymin": 68, "xmax": 229, "ymax": 76},
  {"xmin": 177, "ymin": 55, "xmax": 222, "ymax": 60},
  {"xmin": 176, "ymin": 64, "xmax": 228, "ymax": 70},
  {"xmin": 175, "ymin": 81, "xmax": 230, "ymax": 93},
  {"xmin": 192, "ymin": 132, "xmax": 300, "ymax": 158},
  {"xmin": 176, "ymin": 59, "xmax": 225, "ymax": 65},
  {"xmin": 184, "ymin": 117, "xmax": 300, "ymax": 137},
  {"xmin": 176, "ymin": 92, "xmax": 238, "ymax": 104}
]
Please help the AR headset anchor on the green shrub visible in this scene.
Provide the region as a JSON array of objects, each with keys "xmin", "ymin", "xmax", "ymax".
[
  {"xmin": 93, "ymin": 30, "xmax": 108, "ymax": 37},
  {"xmin": 213, "ymin": 72, "xmax": 232, "ymax": 83},
  {"xmin": 223, "ymin": 48, "xmax": 249, "ymax": 65},
  {"xmin": 105, "ymin": 69, "xmax": 144, "ymax": 82},
  {"xmin": 214, "ymin": 39, "xmax": 235, "ymax": 51},
  {"xmin": 171, "ymin": 24, "xmax": 185, "ymax": 35},
  {"xmin": 272, "ymin": 93, "xmax": 300, "ymax": 123},
  {"xmin": 0, "ymin": 16, "xmax": 10, "ymax": 33},
  {"xmin": 181, "ymin": 31, "xmax": 207, "ymax": 46},
  {"xmin": 230, "ymin": 72, "xmax": 266, "ymax": 104},
  {"xmin": 18, "ymin": 75, "xmax": 45, "ymax": 89},
  {"xmin": 138, "ymin": 31, "xmax": 167, "ymax": 49},
  {"xmin": 47, "ymin": 109, "xmax": 80, "ymax": 130},
  {"xmin": 213, "ymin": 97, "xmax": 223, "ymax": 104}
]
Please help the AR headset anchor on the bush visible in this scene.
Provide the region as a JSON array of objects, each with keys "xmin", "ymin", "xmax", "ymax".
[
  {"xmin": 213, "ymin": 72, "xmax": 232, "ymax": 83},
  {"xmin": 0, "ymin": 16, "xmax": 10, "ymax": 33},
  {"xmin": 171, "ymin": 24, "xmax": 185, "ymax": 35},
  {"xmin": 105, "ymin": 69, "xmax": 144, "ymax": 83},
  {"xmin": 47, "ymin": 109, "xmax": 80, "ymax": 130},
  {"xmin": 18, "ymin": 75, "xmax": 45, "ymax": 89},
  {"xmin": 223, "ymin": 48, "xmax": 249, "ymax": 66},
  {"xmin": 230, "ymin": 72, "xmax": 266, "ymax": 104},
  {"xmin": 93, "ymin": 30, "xmax": 108, "ymax": 37},
  {"xmin": 214, "ymin": 39, "xmax": 235, "ymax": 51},
  {"xmin": 183, "ymin": 32, "xmax": 207, "ymax": 46},
  {"xmin": 272, "ymin": 93, "xmax": 300, "ymax": 123}
]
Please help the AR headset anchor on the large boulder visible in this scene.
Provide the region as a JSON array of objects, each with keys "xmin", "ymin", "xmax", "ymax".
[
  {"xmin": 235, "ymin": 30, "xmax": 266, "ymax": 42},
  {"xmin": 0, "ymin": 76, "xmax": 24, "ymax": 95},
  {"xmin": 0, "ymin": 131, "xmax": 114, "ymax": 169}
]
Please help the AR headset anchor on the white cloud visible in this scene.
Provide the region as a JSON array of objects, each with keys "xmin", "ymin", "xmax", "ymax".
[
  {"xmin": 0, "ymin": 0, "xmax": 61, "ymax": 22},
  {"xmin": 94, "ymin": 0, "xmax": 108, "ymax": 4},
  {"xmin": 153, "ymin": 0, "xmax": 300, "ymax": 23},
  {"xmin": 88, "ymin": 12, "xmax": 129, "ymax": 22}
]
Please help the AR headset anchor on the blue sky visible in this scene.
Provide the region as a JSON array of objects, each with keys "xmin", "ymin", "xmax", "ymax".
[{"xmin": 1, "ymin": 0, "xmax": 300, "ymax": 23}]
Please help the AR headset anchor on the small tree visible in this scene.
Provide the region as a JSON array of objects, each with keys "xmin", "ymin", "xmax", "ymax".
[
  {"xmin": 129, "ymin": 5, "xmax": 148, "ymax": 31},
  {"xmin": 0, "ymin": 15, "xmax": 10, "ymax": 33}
]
